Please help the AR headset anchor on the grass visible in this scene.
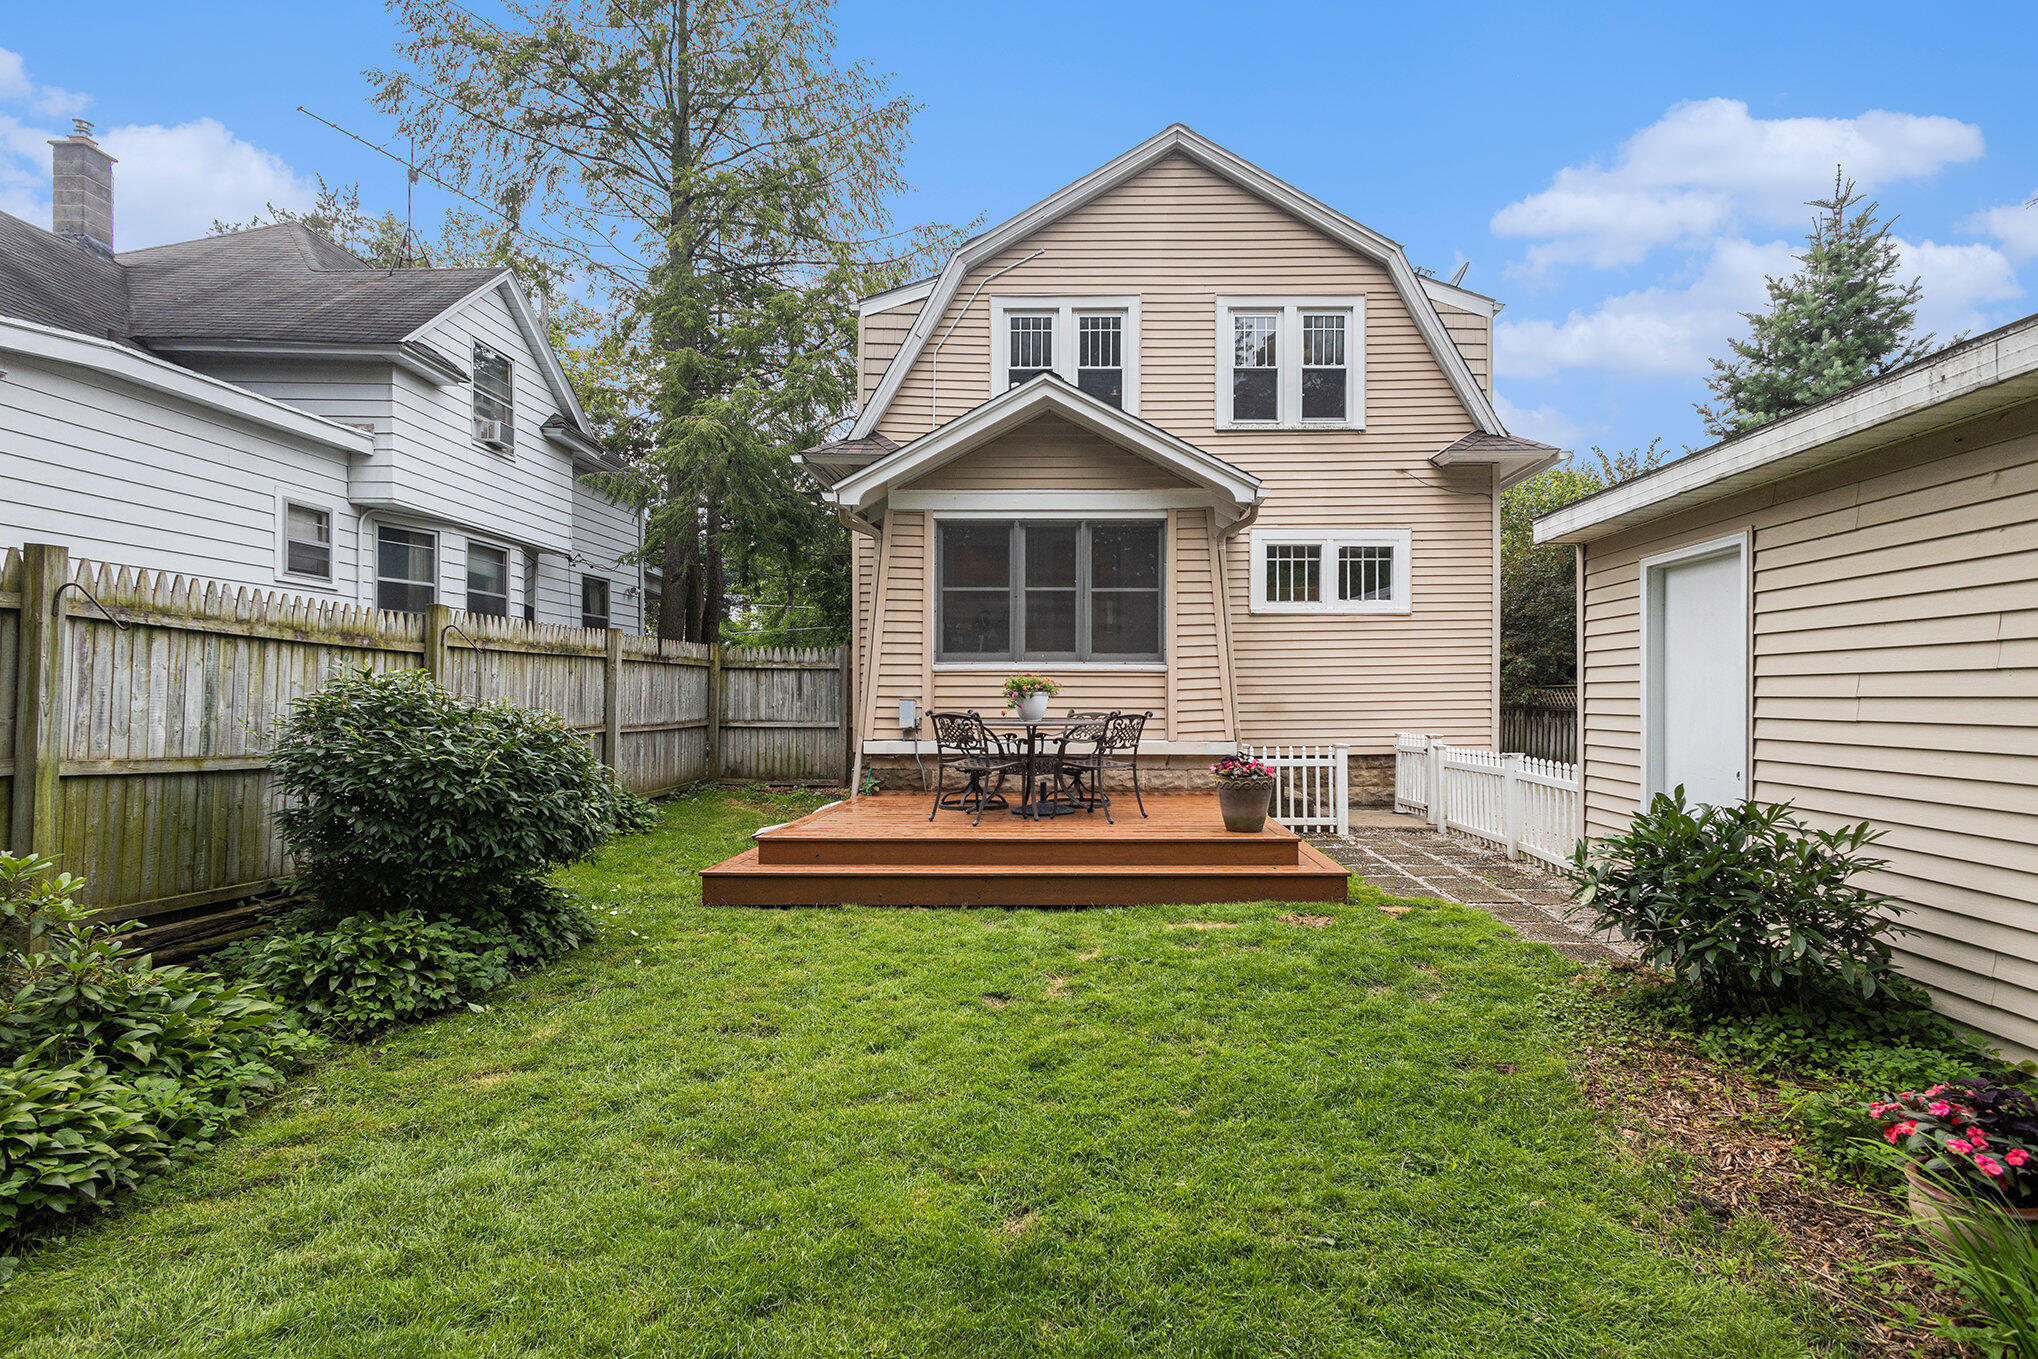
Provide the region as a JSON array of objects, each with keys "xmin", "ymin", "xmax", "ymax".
[{"xmin": 0, "ymin": 789, "xmax": 1838, "ymax": 1357}]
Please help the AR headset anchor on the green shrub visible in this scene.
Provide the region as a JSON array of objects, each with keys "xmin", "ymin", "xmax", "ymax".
[
  {"xmin": 1568, "ymin": 790, "xmax": 1903, "ymax": 1013},
  {"xmin": 0, "ymin": 854, "xmax": 310, "ymax": 1247},
  {"xmin": 222, "ymin": 911, "xmax": 513, "ymax": 1037},
  {"xmin": 272, "ymin": 667, "xmax": 650, "ymax": 931}
]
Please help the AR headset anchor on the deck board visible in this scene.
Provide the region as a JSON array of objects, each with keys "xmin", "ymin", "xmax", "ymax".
[{"xmin": 702, "ymin": 794, "xmax": 1349, "ymax": 906}]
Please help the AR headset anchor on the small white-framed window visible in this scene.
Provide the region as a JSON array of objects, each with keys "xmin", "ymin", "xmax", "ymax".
[
  {"xmin": 989, "ymin": 297, "xmax": 1140, "ymax": 412},
  {"xmin": 376, "ymin": 524, "xmax": 438, "ymax": 614},
  {"xmin": 1215, "ymin": 297, "xmax": 1365, "ymax": 429},
  {"xmin": 278, "ymin": 499, "xmax": 334, "ymax": 583},
  {"xmin": 581, "ymin": 575, "xmax": 611, "ymax": 630},
  {"xmin": 1249, "ymin": 528, "xmax": 1409, "ymax": 614},
  {"xmin": 473, "ymin": 341, "xmax": 514, "ymax": 451},
  {"xmin": 467, "ymin": 542, "xmax": 510, "ymax": 617}
]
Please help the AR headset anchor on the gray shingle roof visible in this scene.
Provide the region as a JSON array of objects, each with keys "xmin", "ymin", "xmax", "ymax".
[
  {"xmin": 1440, "ymin": 431, "xmax": 1561, "ymax": 456},
  {"xmin": 0, "ymin": 212, "xmax": 507, "ymax": 347}
]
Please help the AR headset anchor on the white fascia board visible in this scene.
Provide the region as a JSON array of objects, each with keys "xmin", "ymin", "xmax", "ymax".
[
  {"xmin": 856, "ymin": 277, "xmax": 936, "ymax": 316},
  {"xmin": 1534, "ymin": 319, "xmax": 2038, "ymax": 545},
  {"xmin": 1430, "ymin": 443, "xmax": 1563, "ymax": 490},
  {"xmin": 0, "ymin": 316, "xmax": 373, "ymax": 455},
  {"xmin": 850, "ymin": 123, "xmax": 1505, "ymax": 440},
  {"xmin": 1419, "ymin": 275, "xmax": 1502, "ymax": 318},
  {"xmin": 147, "ymin": 338, "xmax": 464, "ymax": 385},
  {"xmin": 829, "ymin": 377, "xmax": 1262, "ymax": 512}
]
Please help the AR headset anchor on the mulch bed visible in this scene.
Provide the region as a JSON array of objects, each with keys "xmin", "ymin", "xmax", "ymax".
[{"xmin": 1570, "ymin": 1032, "xmax": 1973, "ymax": 1358}]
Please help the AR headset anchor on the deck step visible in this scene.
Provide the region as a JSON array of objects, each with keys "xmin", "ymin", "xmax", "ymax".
[
  {"xmin": 702, "ymin": 842, "xmax": 1351, "ymax": 907},
  {"xmin": 755, "ymin": 831, "xmax": 1298, "ymax": 868}
]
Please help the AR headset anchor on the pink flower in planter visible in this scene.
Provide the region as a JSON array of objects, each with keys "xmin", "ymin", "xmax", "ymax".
[
  {"xmin": 1927, "ymin": 1100, "xmax": 1951, "ymax": 1116},
  {"xmin": 1885, "ymin": 1121, "xmax": 1919, "ymax": 1143},
  {"xmin": 2006, "ymin": 1149, "xmax": 2029, "ymax": 1167},
  {"xmin": 1946, "ymin": 1138, "xmax": 1974, "ymax": 1155},
  {"xmin": 1967, "ymin": 1128, "xmax": 1990, "ymax": 1149},
  {"xmin": 1973, "ymin": 1155, "xmax": 2005, "ymax": 1178}
]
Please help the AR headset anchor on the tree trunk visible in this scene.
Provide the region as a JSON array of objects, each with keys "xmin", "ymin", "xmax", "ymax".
[
  {"xmin": 703, "ymin": 531, "xmax": 725, "ymax": 645},
  {"xmin": 657, "ymin": 470, "xmax": 690, "ymax": 641}
]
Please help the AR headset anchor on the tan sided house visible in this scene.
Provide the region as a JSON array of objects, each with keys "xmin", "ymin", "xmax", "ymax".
[
  {"xmin": 799, "ymin": 126, "xmax": 1559, "ymax": 798},
  {"xmin": 1536, "ymin": 315, "xmax": 2038, "ymax": 1060}
]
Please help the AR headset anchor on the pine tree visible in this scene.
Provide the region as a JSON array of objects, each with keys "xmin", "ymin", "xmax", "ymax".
[{"xmin": 1697, "ymin": 170, "xmax": 1932, "ymax": 438}]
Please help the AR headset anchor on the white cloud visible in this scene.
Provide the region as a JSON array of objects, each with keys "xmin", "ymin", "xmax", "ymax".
[
  {"xmin": 1898, "ymin": 237, "xmax": 2023, "ymax": 338},
  {"xmin": 1493, "ymin": 393, "xmax": 1586, "ymax": 449},
  {"xmin": 1496, "ymin": 237, "xmax": 1797, "ymax": 380},
  {"xmin": 1967, "ymin": 193, "xmax": 2038, "ymax": 261},
  {"xmin": 1493, "ymin": 99, "xmax": 1985, "ymax": 274},
  {"xmin": 99, "ymin": 120, "xmax": 315, "ymax": 246},
  {"xmin": 0, "ymin": 47, "xmax": 87, "ymax": 119}
]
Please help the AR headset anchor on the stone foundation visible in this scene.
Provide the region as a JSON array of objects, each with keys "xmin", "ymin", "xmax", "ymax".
[{"xmin": 864, "ymin": 751, "xmax": 1399, "ymax": 806}]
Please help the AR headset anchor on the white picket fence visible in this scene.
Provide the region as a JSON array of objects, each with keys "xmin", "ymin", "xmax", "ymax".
[
  {"xmin": 1393, "ymin": 733, "xmax": 1578, "ymax": 870},
  {"xmin": 1241, "ymin": 743, "xmax": 1350, "ymax": 836}
]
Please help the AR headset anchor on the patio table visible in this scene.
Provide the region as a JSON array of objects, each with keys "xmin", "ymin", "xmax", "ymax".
[{"xmin": 981, "ymin": 715, "xmax": 1091, "ymax": 818}]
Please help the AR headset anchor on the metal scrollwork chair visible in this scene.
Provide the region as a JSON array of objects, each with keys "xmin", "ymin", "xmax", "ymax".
[
  {"xmin": 1054, "ymin": 710, "xmax": 1150, "ymax": 823},
  {"xmin": 927, "ymin": 711, "xmax": 1020, "ymax": 826}
]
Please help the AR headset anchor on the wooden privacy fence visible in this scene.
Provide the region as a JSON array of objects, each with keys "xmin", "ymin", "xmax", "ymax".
[
  {"xmin": 1393, "ymin": 733, "xmax": 1578, "ymax": 871},
  {"xmin": 2, "ymin": 544, "xmax": 851, "ymax": 952},
  {"xmin": 1499, "ymin": 685, "xmax": 1577, "ymax": 763}
]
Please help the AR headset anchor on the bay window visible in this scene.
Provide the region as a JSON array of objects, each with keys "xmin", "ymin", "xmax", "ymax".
[
  {"xmin": 937, "ymin": 518, "xmax": 1164, "ymax": 662},
  {"xmin": 1215, "ymin": 296, "xmax": 1364, "ymax": 428},
  {"xmin": 990, "ymin": 297, "xmax": 1140, "ymax": 412},
  {"xmin": 1249, "ymin": 528, "xmax": 1409, "ymax": 614}
]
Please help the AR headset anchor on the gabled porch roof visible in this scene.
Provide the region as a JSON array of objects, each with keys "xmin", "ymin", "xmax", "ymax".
[{"xmin": 816, "ymin": 375, "xmax": 1265, "ymax": 530}]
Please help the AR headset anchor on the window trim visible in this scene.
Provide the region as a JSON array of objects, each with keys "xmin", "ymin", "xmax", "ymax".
[
  {"xmin": 1248, "ymin": 527, "xmax": 1410, "ymax": 615},
  {"xmin": 465, "ymin": 539, "xmax": 512, "ymax": 618},
  {"xmin": 933, "ymin": 511, "xmax": 1166, "ymax": 664},
  {"xmin": 273, "ymin": 492, "xmax": 339, "ymax": 589},
  {"xmin": 988, "ymin": 296, "xmax": 1141, "ymax": 414},
  {"xmin": 472, "ymin": 340, "xmax": 515, "ymax": 454},
  {"xmin": 374, "ymin": 522, "xmax": 440, "ymax": 615},
  {"xmin": 1213, "ymin": 295, "xmax": 1366, "ymax": 430}
]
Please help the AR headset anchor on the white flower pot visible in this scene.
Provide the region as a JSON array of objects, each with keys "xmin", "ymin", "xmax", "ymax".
[{"xmin": 1015, "ymin": 693, "xmax": 1050, "ymax": 723}]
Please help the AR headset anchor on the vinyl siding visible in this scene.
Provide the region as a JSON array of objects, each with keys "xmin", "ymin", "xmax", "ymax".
[
  {"xmin": 1577, "ymin": 400, "xmax": 2038, "ymax": 1059},
  {"xmin": 0, "ymin": 352, "xmax": 360, "ymax": 595},
  {"xmin": 859, "ymin": 297, "xmax": 922, "ymax": 414},
  {"xmin": 855, "ymin": 151, "xmax": 1495, "ymax": 752},
  {"xmin": 1434, "ymin": 302, "xmax": 1492, "ymax": 397},
  {"xmin": 570, "ymin": 478, "xmax": 646, "ymax": 632},
  {"xmin": 909, "ymin": 414, "xmax": 1184, "ymax": 490}
]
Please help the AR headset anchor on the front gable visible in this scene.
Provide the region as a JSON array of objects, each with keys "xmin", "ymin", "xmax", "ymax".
[{"xmin": 855, "ymin": 125, "xmax": 1503, "ymax": 444}]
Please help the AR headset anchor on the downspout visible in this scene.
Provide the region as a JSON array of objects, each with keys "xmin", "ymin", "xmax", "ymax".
[{"xmin": 929, "ymin": 249, "xmax": 1045, "ymax": 432}]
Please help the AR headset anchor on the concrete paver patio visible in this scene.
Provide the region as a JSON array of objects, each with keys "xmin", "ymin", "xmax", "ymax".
[{"xmin": 1312, "ymin": 811, "xmax": 1629, "ymax": 964}]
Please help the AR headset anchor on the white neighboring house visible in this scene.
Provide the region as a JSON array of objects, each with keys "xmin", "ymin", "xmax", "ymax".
[{"xmin": 0, "ymin": 123, "xmax": 646, "ymax": 629}]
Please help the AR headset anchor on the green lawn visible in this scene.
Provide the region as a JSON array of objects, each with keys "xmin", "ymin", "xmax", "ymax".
[{"xmin": 0, "ymin": 790, "xmax": 1833, "ymax": 1357}]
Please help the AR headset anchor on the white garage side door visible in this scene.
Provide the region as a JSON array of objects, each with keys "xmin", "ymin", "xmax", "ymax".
[{"xmin": 1643, "ymin": 536, "xmax": 1748, "ymax": 808}]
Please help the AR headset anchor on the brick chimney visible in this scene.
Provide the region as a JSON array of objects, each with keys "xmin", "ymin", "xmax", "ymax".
[{"xmin": 49, "ymin": 120, "xmax": 116, "ymax": 257}]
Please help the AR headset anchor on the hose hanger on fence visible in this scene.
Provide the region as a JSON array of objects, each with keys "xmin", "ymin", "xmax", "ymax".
[
  {"xmin": 52, "ymin": 579, "xmax": 131, "ymax": 631},
  {"xmin": 440, "ymin": 620, "xmax": 481, "ymax": 653}
]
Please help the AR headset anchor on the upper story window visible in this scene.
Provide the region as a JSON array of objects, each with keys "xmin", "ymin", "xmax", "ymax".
[
  {"xmin": 936, "ymin": 517, "xmax": 1163, "ymax": 663},
  {"xmin": 990, "ymin": 297, "xmax": 1140, "ymax": 413},
  {"xmin": 1215, "ymin": 297, "xmax": 1365, "ymax": 429},
  {"xmin": 1249, "ymin": 528, "xmax": 1409, "ymax": 615},
  {"xmin": 376, "ymin": 524, "xmax": 437, "ymax": 614},
  {"xmin": 281, "ymin": 502, "xmax": 332, "ymax": 582},
  {"xmin": 467, "ymin": 543, "xmax": 510, "ymax": 617},
  {"xmin": 581, "ymin": 575, "xmax": 611, "ymax": 630},
  {"xmin": 472, "ymin": 342, "xmax": 514, "ymax": 451}
]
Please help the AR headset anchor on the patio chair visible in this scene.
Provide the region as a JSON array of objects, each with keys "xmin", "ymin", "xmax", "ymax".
[
  {"xmin": 927, "ymin": 711, "xmax": 1020, "ymax": 826},
  {"xmin": 1030, "ymin": 713, "xmax": 1112, "ymax": 818},
  {"xmin": 1053, "ymin": 711, "xmax": 1150, "ymax": 823}
]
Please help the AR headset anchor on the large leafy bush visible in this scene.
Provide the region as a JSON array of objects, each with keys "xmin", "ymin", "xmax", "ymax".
[
  {"xmin": 0, "ymin": 855, "xmax": 309, "ymax": 1248},
  {"xmin": 1568, "ymin": 790, "xmax": 1903, "ymax": 1013},
  {"xmin": 224, "ymin": 911, "xmax": 512, "ymax": 1037},
  {"xmin": 272, "ymin": 666, "xmax": 648, "ymax": 931}
]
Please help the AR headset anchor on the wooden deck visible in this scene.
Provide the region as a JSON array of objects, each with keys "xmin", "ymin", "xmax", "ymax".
[{"xmin": 700, "ymin": 794, "xmax": 1350, "ymax": 906}]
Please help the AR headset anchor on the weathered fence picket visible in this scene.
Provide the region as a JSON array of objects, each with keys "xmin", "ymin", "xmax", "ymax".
[{"xmin": 0, "ymin": 545, "xmax": 849, "ymax": 954}]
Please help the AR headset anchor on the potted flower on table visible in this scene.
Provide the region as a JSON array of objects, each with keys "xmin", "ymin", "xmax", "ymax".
[
  {"xmin": 1002, "ymin": 673, "xmax": 1061, "ymax": 724},
  {"xmin": 1871, "ymin": 1079, "xmax": 2038, "ymax": 1242},
  {"xmin": 1209, "ymin": 753, "xmax": 1276, "ymax": 832}
]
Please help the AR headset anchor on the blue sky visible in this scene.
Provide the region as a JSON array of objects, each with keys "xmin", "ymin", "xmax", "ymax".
[{"xmin": 6, "ymin": 0, "xmax": 2037, "ymax": 457}]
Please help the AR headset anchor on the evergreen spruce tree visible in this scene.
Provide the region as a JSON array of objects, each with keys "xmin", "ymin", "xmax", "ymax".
[{"xmin": 1697, "ymin": 170, "xmax": 1932, "ymax": 438}]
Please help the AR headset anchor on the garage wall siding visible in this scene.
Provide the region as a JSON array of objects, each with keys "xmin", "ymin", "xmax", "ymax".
[{"xmin": 1578, "ymin": 400, "xmax": 2038, "ymax": 1058}]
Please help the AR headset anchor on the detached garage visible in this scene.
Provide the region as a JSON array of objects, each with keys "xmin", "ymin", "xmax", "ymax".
[{"xmin": 1535, "ymin": 316, "xmax": 2038, "ymax": 1061}]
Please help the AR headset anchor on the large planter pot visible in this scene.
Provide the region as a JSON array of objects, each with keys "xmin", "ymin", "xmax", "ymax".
[
  {"xmin": 1216, "ymin": 777, "xmax": 1274, "ymax": 833},
  {"xmin": 1014, "ymin": 692, "xmax": 1050, "ymax": 723},
  {"xmin": 1905, "ymin": 1162, "xmax": 2038, "ymax": 1249}
]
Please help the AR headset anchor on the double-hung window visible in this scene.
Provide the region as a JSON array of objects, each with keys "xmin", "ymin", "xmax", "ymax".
[
  {"xmin": 281, "ymin": 502, "xmax": 332, "ymax": 582},
  {"xmin": 472, "ymin": 342, "xmax": 514, "ymax": 450},
  {"xmin": 467, "ymin": 543, "xmax": 510, "ymax": 617},
  {"xmin": 937, "ymin": 518, "xmax": 1163, "ymax": 662},
  {"xmin": 376, "ymin": 525, "xmax": 437, "ymax": 614},
  {"xmin": 581, "ymin": 576, "xmax": 611, "ymax": 630},
  {"xmin": 1216, "ymin": 297, "xmax": 1364, "ymax": 428},
  {"xmin": 1249, "ymin": 528, "xmax": 1410, "ymax": 614},
  {"xmin": 990, "ymin": 298, "xmax": 1139, "ymax": 411}
]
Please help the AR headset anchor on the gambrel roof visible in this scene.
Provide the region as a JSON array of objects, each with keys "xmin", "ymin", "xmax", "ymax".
[{"xmin": 852, "ymin": 124, "xmax": 1509, "ymax": 441}]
